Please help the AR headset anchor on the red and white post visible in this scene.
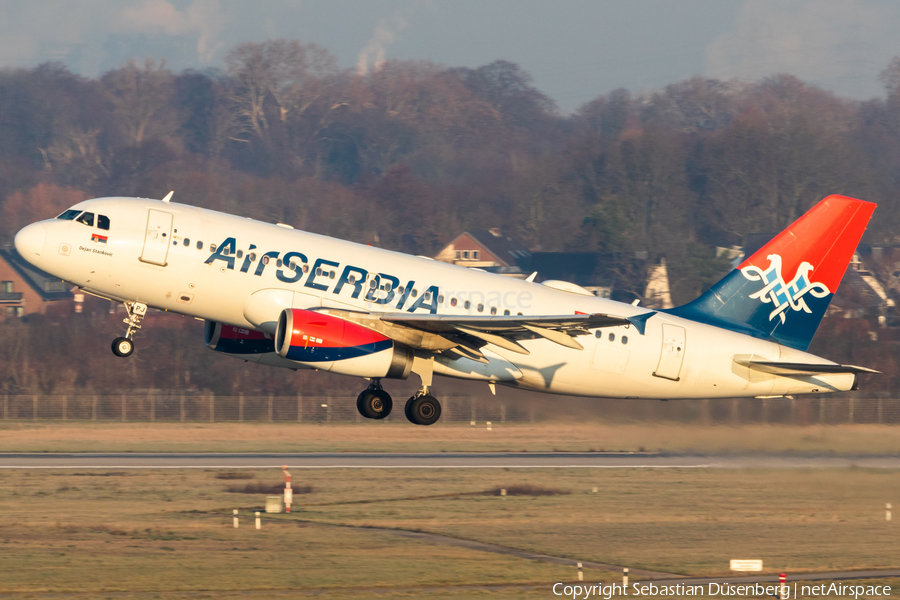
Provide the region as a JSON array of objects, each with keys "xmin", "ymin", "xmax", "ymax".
[
  {"xmin": 779, "ymin": 573, "xmax": 788, "ymax": 600},
  {"xmin": 283, "ymin": 465, "xmax": 292, "ymax": 513}
]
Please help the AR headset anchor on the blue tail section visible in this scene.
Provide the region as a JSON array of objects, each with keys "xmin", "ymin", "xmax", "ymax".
[{"xmin": 666, "ymin": 195, "xmax": 876, "ymax": 351}]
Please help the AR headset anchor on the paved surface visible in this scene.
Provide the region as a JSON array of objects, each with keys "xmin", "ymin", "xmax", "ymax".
[{"xmin": 0, "ymin": 452, "xmax": 898, "ymax": 469}]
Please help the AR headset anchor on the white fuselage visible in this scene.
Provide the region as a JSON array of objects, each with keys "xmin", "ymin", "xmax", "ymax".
[{"xmin": 19, "ymin": 197, "xmax": 855, "ymax": 399}]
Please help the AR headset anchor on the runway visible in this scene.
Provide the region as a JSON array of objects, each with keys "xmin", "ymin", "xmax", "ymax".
[{"xmin": 0, "ymin": 452, "xmax": 898, "ymax": 469}]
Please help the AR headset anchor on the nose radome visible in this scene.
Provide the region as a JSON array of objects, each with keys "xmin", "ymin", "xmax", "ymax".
[{"xmin": 14, "ymin": 223, "xmax": 46, "ymax": 266}]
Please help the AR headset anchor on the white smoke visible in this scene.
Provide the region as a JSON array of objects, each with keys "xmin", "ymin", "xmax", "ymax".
[
  {"xmin": 114, "ymin": 0, "xmax": 226, "ymax": 63},
  {"xmin": 357, "ymin": 14, "xmax": 409, "ymax": 76},
  {"xmin": 705, "ymin": 0, "xmax": 899, "ymax": 98}
]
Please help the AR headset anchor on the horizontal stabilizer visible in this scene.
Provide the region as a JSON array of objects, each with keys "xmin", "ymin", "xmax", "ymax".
[{"xmin": 738, "ymin": 360, "xmax": 880, "ymax": 376}]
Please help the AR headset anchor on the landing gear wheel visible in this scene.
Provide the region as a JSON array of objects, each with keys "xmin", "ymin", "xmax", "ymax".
[
  {"xmin": 111, "ymin": 337, "xmax": 134, "ymax": 358},
  {"xmin": 357, "ymin": 389, "xmax": 392, "ymax": 419},
  {"xmin": 405, "ymin": 394, "xmax": 441, "ymax": 426}
]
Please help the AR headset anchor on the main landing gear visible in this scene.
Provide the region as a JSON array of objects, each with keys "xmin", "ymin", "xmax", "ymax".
[
  {"xmin": 404, "ymin": 388, "xmax": 442, "ymax": 426},
  {"xmin": 111, "ymin": 301, "xmax": 147, "ymax": 358},
  {"xmin": 355, "ymin": 379, "xmax": 443, "ymax": 426},
  {"xmin": 356, "ymin": 379, "xmax": 393, "ymax": 419}
]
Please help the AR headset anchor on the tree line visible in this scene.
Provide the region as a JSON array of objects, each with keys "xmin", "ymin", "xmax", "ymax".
[{"xmin": 1, "ymin": 40, "xmax": 900, "ymax": 395}]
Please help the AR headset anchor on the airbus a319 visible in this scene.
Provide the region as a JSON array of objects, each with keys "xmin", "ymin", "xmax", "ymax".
[{"xmin": 13, "ymin": 193, "xmax": 877, "ymax": 425}]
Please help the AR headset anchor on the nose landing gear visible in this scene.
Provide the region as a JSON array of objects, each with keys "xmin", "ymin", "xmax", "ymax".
[{"xmin": 111, "ymin": 301, "xmax": 147, "ymax": 358}]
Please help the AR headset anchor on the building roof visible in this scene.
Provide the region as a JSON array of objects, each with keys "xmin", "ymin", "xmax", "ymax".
[
  {"xmin": 0, "ymin": 248, "xmax": 73, "ymax": 301},
  {"xmin": 462, "ymin": 229, "xmax": 531, "ymax": 267}
]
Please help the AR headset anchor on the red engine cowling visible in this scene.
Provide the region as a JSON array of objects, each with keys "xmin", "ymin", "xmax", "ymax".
[{"xmin": 275, "ymin": 309, "xmax": 413, "ymax": 379}]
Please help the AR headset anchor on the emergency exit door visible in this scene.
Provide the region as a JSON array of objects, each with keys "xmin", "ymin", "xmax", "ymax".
[
  {"xmin": 140, "ymin": 209, "xmax": 173, "ymax": 266},
  {"xmin": 654, "ymin": 324, "xmax": 686, "ymax": 381}
]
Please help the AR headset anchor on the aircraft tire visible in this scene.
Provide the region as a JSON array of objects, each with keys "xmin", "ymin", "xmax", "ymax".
[
  {"xmin": 406, "ymin": 394, "xmax": 441, "ymax": 426},
  {"xmin": 111, "ymin": 337, "xmax": 134, "ymax": 358},
  {"xmin": 358, "ymin": 390, "xmax": 392, "ymax": 419}
]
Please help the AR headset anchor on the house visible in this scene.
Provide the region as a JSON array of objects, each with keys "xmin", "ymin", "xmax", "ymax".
[
  {"xmin": 435, "ymin": 228, "xmax": 530, "ymax": 275},
  {"xmin": 0, "ymin": 247, "xmax": 73, "ymax": 317}
]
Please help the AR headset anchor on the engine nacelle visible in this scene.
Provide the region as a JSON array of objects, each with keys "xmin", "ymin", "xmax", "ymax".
[
  {"xmin": 275, "ymin": 308, "xmax": 413, "ymax": 379},
  {"xmin": 205, "ymin": 320, "xmax": 275, "ymax": 355}
]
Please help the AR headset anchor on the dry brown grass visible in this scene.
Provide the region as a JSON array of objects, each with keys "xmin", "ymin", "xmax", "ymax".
[
  {"xmin": 0, "ymin": 467, "xmax": 898, "ymax": 597},
  {"xmin": 225, "ymin": 482, "xmax": 313, "ymax": 494},
  {"xmin": 1, "ymin": 421, "xmax": 900, "ymax": 454},
  {"xmin": 483, "ymin": 484, "xmax": 570, "ymax": 496}
]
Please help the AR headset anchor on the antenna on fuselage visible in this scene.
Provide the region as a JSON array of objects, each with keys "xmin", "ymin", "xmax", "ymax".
[{"xmin": 161, "ymin": 191, "xmax": 174, "ymax": 203}]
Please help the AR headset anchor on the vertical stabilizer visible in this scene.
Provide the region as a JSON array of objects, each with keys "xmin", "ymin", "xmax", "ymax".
[{"xmin": 667, "ymin": 195, "xmax": 876, "ymax": 350}]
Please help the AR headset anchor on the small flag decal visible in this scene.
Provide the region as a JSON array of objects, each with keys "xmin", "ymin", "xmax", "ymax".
[{"xmin": 91, "ymin": 233, "xmax": 108, "ymax": 244}]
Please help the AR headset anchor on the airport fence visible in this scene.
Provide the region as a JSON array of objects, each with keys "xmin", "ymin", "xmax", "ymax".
[{"xmin": 1, "ymin": 393, "xmax": 900, "ymax": 425}]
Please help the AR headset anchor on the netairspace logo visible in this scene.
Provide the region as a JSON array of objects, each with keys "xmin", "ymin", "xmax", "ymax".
[{"xmin": 551, "ymin": 581, "xmax": 892, "ymax": 599}]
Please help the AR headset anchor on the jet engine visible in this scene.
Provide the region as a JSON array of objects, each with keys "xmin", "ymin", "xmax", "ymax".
[
  {"xmin": 205, "ymin": 320, "xmax": 276, "ymax": 355},
  {"xmin": 275, "ymin": 308, "xmax": 413, "ymax": 379}
]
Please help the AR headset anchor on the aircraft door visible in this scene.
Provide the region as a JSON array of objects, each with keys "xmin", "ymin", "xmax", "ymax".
[
  {"xmin": 653, "ymin": 324, "xmax": 685, "ymax": 381},
  {"xmin": 140, "ymin": 209, "xmax": 173, "ymax": 266}
]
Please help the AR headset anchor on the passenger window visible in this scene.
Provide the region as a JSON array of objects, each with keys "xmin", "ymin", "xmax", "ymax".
[
  {"xmin": 196, "ymin": 241, "xmax": 203, "ymax": 250},
  {"xmin": 622, "ymin": 336, "xmax": 628, "ymax": 345},
  {"xmin": 595, "ymin": 331, "xmax": 602, "ymax": 338},
  {"xmin": 183, "ymin": 238, "xmax": 190, "ymax": 246},
  {"xmin": 490, "ymin": 307, "xmax": 497, "ymax": 315},
  {"xmin": 450, "ymin": 298, "xmax": 457, "ymax": 307},
  {"xmin": 464, "ymin": 301, "xmax": 471, "ymax": 309},
  {"xmin": 609, "ymin": 333, "xmax": 616, "ymax": 342},
  {"xmin": 56, "ymin": 209, "xmax": 81, "ymax": 221},
  {"xmin": 97, "ymin": 215, "xmax": 110, "ymax": 230},
  {"xmin": 209, "ymin": 243, "xmax": 217, "ymax": 252},
  {"xmin": 504, "ymin": 309, "xmax": 510, "ymax": 316},
  {"xmin": 76, "ymin": 212, "xmax": 94, "ymax": 227},
  {"xmin": 237, "ymin": 250, "xmax": 243, "ymax": 259}
]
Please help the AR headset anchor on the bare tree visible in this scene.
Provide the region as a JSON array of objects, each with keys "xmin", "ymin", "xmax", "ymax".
[
  {"xmin": 224, "ymin": 40, "xmax": 338, "ymax": 140},
  {"xmin": 102, "ymin": 59, "xmax": 177, "ymax": 146}
]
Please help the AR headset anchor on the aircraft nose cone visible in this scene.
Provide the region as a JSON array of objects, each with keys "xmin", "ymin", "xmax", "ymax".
[{"xmin": 14, "ymin": 223, "xmax": 46, "ymax": 266}]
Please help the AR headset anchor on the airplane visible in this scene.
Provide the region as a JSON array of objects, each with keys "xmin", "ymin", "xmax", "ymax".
[{"xmin": 12, "ymin": 193, "xmax": 878, "ymax": 425}]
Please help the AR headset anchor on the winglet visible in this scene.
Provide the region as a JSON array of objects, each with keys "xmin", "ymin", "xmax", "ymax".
[
  {"xmin": 162, "ymin": 191, "xmax": 174, "ymax": 203},
  {"xmin": 626, "ymin": 311, "xmax": 655, "ymax": 335},
  {"xmin": 526, "ymin": 271, "xmax": 537, "ymax": 283}
]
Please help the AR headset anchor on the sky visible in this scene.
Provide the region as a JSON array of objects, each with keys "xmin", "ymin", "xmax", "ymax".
[{"xmin": 1, "ymin": 0, "xmax": 899, "ymax": 113}]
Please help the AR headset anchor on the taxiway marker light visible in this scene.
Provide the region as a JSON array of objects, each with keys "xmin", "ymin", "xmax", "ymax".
[
  {"xmin": 623, "ymin": 568, "xmax": 628, "ymax": 586},
  {"xmin": 577, "ymin": 562, "xmax": 583, "ymax": 582},
  {"xmin": 256, "ymin": 511, "xmax": 261, "ymax": 530},
  {"xmin": 283, "ymin": 465, "xmax": 292, "ymax": 514},
  {"xmin": 486, "ymin": 421, "xmax": 492, "ymax": 431},
  {"xmin": 233, "ymin": 509, "xmax": 239, "ymax": 529},
  {"xmin": 887, "ymin": 503, "xmax": 892, "ymax": 522}
]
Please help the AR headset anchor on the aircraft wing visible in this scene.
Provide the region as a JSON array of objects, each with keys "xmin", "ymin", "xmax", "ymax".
[{"xmin": 315, "ymin": 309, "xmax": 654, "ymax": 359}]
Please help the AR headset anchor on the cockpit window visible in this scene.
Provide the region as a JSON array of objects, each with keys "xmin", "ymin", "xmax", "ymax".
[
  {"xmin": 75, "ymin": 212, "xmax": 94, "ymax": 227},
  {"xmin": 97, "ymin": 215, "xmax": 110, "ymax": 230},
  {"xmin": 57, "ymin": 209, "xmax": 81, "ymax": 221}
]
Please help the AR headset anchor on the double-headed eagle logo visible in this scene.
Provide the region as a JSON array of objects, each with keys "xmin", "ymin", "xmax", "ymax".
[{"xmin": 740, "ymin": 254, "xmax": 831, "ymax": 323}]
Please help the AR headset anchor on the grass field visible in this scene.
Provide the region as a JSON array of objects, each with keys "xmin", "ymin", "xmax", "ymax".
[
  {"xmin": 0, "ymin": 466, "xmax": 898, "ymax": 598},
  {"xmin": 1, "ymin": 421, "xmax": 900, "ymax": 454}
]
